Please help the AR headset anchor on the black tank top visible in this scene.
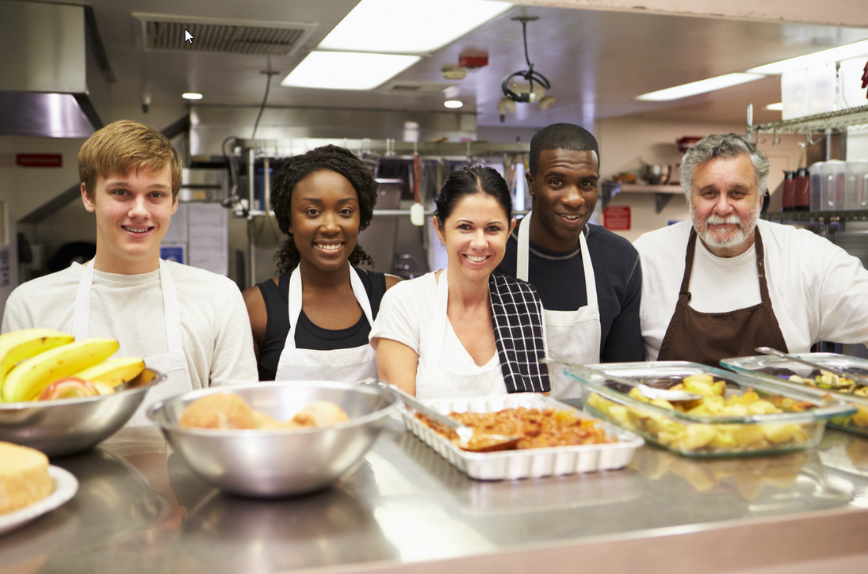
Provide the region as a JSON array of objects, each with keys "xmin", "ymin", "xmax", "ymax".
[{"xmin": 256, "ymin": 268, "xmax": 387, "ymax": 381}]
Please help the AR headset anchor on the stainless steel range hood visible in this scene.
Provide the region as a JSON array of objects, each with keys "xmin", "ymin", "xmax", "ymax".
[{"xmin": 0, "ymin": 0, "xmax": 113, "ymax": 137}]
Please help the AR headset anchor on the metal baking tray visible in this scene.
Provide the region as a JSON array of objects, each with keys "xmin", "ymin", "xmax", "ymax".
[{"xmin": 398, "ymin": 394, "xmax": 644, "ymax": 481}]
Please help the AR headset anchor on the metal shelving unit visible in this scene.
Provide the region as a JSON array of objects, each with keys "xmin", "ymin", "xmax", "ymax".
[
  {"xmin": 762, "ymin": 209, "xmax": 868, "ymax": 223},
  {"xmin": 746, "ymin": 103, "xmax": 868, "ymax": 139},
  {"xmin": 748, "ymin": 103, "xmax": 868, "ymax": 235}
]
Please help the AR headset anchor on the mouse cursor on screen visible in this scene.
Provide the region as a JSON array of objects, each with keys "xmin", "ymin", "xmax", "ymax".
[{"xmin": 184, "ymin": 30, "xmax": 194, "ymax": 44}]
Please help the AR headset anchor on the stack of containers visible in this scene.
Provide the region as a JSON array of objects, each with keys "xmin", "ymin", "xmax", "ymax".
[
  {"xmin": 821, "ymin": 160, "xmax": 846, "ymax": 210},
  {"xmin": 844, "ymin": 160, "xmax": 868, "ymax": 211},
  {"xmin": 808, "ymin": 161, "xmax": 868, "ymax": 211}
]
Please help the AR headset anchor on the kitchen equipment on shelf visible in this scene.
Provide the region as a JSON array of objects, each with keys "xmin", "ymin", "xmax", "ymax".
[
  {"xmin": 844, "ymin": 160, "xmax": 868, "ymax": 211},
  {"xmin": 642, "ymin": 164, "xmax": 671, "ymax": 185},
  {"xmin": 809, "ymin": 163, "xmax": 823, "ymax": 212},
  {"xmin": 676, "ymin": 137, "xmax": 703, "ymax": 153},
  {"xmin": 147, "ymin": 380, "xmax": 398, "ymax": 497},
  {"xmin": 821, "ymin": 160, "xmax": 846, "ymax": 211}
]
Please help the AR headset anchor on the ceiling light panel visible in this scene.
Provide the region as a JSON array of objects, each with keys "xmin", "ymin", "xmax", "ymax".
[
  {"xmin": 766, "ymin": 103, "xmax": 783, "ymax": 110},
  {"xmin": 635, "ymin": 73, "xmax": 765, "ymax": 101},
  {"xmin": 318, "ymin": 0, "xmax": 512, "ymax": 55},
  {"xmin": 281, "ymin": 52, "xmax": 421, "ymax": 90},
  {"xmin": 747, "ymin": 40, "xmax": 868, "ymax": 75}
]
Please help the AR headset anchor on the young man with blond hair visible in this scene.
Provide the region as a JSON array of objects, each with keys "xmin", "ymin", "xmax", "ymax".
[{"xmin": 2, "ymin": 120, "xmax": 257, "ymax": 423}]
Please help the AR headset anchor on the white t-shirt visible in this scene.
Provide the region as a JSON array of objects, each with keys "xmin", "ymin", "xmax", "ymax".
[
  {"xmin": 369, "ymin": 272, "xmax": 506, "ymax": 392},
  {"xmin": 634, "ymin": 220, "xmax": 868, "ymax": 361},
  {"xmin": 2, "ymin": 261, "xmax": 258, "ymax": 389}
]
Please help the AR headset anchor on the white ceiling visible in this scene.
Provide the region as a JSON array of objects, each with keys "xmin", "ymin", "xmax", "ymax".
[{"xmin": 41, "ymin": 0, "xmax": 868, "ymax": 128}]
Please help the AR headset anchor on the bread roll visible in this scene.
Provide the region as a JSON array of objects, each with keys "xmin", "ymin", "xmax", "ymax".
[
  {"xmin": 291, "ymin": 400, "xmax": 349, "ymax": 428},
  {"xmin": 179, "ymin": 393, "xmax": 257, "ymax": 430}
]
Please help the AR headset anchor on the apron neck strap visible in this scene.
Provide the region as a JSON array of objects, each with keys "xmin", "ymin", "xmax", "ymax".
[
  {"xmin": 72, "ymin": 260, "xmax": 182, "ymax": 350},
  {"xmin": 681, "ymin": 226, "xmax": 765, "ymax": 306},
  {"xmin": 286, "ymin": 263, "xmax": 375, "ymax": 350},
  {"xmin": 516, "ymin": 211, "xmax": 532, "ymax": 281}
]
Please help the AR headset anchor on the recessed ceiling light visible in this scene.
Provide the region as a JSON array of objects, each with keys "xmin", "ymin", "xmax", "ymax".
[
  {"xmin": 747, "ymin": 39, "xmax": 868, "ymax": 75},
  {"xmin": 444, "ymin": 100, "xmax": 463, "ymax": 109},
  {"xmin": 281, "ymin": 51, "xmax": 421, "ymax": 90},
  {"xmin": 635, "ymin": 73, "xmax": 765, "ymax": 102},
  {"xmin": 182, "ymin": 92, "xmax": 203, "ymax": 100},
  {"xmin": 766, "ymin": 102, "xmax": 784, "ymax": 111},
  {"xmin": 319, "ymin": 0, "xmax": 511, "ymax": 54}
]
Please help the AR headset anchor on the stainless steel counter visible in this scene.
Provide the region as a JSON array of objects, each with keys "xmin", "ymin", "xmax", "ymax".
[{"xmin": 4, "ymin": 419, "xmax": 868, "ymax": 574}]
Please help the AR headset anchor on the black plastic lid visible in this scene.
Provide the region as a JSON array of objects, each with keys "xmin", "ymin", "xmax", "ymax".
[
  {"xmin": 784, "ymin": 170, "xmax": 795, "ymax": 180},
  {"xmin": 797, "ymin": 167, "xmax": 809, "ymax": 177}
]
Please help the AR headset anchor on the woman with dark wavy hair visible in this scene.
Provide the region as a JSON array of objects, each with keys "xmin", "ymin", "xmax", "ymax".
[
  {"xmin": 370, "ymin": 166, "xmax": 550, "ymax": 398},
  {"xmin": 243, "ymin": 145, "xmax": 400, "ymax": 381}
]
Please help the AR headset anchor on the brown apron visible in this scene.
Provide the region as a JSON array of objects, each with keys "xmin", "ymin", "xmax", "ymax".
[{"xmin": 657, "ymin": 227, "xmax": 788, "ymax": 367}]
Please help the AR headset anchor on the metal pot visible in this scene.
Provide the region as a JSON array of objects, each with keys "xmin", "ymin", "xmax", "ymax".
[{"xmin": 643, "ymin": 164, "xmax": 671, "ymax": 185}]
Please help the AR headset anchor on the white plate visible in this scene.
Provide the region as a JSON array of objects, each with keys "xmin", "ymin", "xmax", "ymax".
[{"xmin": 0, "ymin": 466, "xmax": 78, "ymax": 536}]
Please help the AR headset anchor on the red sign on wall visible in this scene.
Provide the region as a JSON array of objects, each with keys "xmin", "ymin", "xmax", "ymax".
[
  {"xmin": 603, "ymin": 206, "xmax": 631, "ymax": 231},
  {"xmin": 16, "ymin": 154, "xmax": 62, "ymax": 168}
]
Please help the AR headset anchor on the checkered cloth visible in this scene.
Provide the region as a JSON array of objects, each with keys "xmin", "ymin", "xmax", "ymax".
[{"xmin": 488, "ymin": 273, "xmax": 550, "ymax": 393}]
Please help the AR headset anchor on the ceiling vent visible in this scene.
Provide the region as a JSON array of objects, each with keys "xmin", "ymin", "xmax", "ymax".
[{"xmin": 133, "ymin": 14, "xmax": 316, "ymax": 56}]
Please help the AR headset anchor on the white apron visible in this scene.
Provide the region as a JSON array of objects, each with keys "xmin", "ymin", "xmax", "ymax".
[
  {"xmin": 517, "ymin": 211, "xmax": 601, "ymax": 399},
  {"xmin": 415, "ymin": 270, "xmax": 507, "ymax": 399},
  {"xmin": 274, "ymin": 265, "xmax": 378, "ymax": 382},
  {"xmin": 73, "ymin": 259, "xmax": 192, "ymax": 427}
]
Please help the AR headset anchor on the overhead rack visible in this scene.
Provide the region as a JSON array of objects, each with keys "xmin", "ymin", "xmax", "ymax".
[
  {"xmin": 746, "ymin": 103, "xmax": 868, "ymax": 139},
  {"xmin": 762, "ymin": 209, "xmax": 868, "ymax": 222},
  {"xmin": 237, "ymin": 138, "xmax": 530, "ymax": 159}
]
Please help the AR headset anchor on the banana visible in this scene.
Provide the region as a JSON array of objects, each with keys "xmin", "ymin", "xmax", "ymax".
[
  {"xmin": 3, "ymin": 338, "xmax": 119, "ymax": 402},
  {"xmin": 71, "ymin": 357, "xmax": 145, "ymax": 389},
  {"xmin": 0, "ymin": 329, "xmax": 75, "ymax": 399}
]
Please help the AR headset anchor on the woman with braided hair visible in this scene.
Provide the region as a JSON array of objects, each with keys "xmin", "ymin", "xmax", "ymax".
[{"xmin": 243, "ymin": 145, "xmax": 401, "ymax": 381}]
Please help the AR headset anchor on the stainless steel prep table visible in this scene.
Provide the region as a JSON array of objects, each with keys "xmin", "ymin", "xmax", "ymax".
[{"xmin": 4, "ymin": 419, "xmax": 868, "ymax": 574}]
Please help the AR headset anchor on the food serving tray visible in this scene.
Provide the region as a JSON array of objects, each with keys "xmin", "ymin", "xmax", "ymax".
[
  {"xmin": 722, "ymin": 353, "xmax": 868, "ymax": 438},
  {"xmin": 553, "ymin": 360, "xmax": 855, "ymax": 458},
  {"xmin": 398, "ymin": 394, "xmax": 644, "ymax": 481}
]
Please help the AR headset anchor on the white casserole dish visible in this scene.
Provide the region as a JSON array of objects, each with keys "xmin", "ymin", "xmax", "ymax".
[{"xmin": 398, "ymin": 394, "xmax": 644, "ymax": 481}]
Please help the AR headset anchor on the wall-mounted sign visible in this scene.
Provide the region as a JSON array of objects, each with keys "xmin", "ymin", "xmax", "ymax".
[
  {"xmin": 603, "ymin": 206, "xmax": 631, "ymax": 231},
  {"xmin": 16, "ymin": 154, "xmax": 62, "ymax": 168}
]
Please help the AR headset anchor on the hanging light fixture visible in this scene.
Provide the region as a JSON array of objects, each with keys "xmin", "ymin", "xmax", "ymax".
[{"xmin": 501, "ymin": 16, "xmax": 551, "ymax": 104}]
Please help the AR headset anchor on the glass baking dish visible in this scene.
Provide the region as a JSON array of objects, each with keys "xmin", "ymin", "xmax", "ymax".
[
  {"xmin": 552, "ymin": 360, "xmax": 855, "ymax": 458},
  {"xmin": 721, "ymin": 353, "xmax": 868, "ymax": 438}
]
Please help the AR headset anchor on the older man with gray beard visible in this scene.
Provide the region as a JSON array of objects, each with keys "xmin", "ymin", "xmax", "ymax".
[{"xmin": 633, "ymin": 133, "xmax": 868, "ymax": 366}]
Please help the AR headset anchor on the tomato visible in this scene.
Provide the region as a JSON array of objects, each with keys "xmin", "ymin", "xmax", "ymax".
[{"xmin": 37, "ymin": 378, "xmax": 99, "ymax": 401}]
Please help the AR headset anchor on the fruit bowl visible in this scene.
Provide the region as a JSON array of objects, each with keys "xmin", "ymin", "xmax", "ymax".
[
  {"xmin": 147, "ymin": 381, "xmax": 398, "ymax": 497},
  {"xmin": 0, "ymin": 367, "xmax": 165, "ymax": 457}
]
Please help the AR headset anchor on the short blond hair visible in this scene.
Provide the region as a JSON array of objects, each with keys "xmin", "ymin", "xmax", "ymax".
[{"xmin": 78, "ymin": 120, "xmax": 182, "ymax": 199}]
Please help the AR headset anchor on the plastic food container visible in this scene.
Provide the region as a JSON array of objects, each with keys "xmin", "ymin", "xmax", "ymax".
[
  {"xmin": 554, "ymin": 361, "xmax": 855, "ymax": 458},
  {"xmin": 398, "ymin": 394, "xmax": 644, "ymax": 481},
  {"xmin": 721, "ymin": 353, "xmax": 868, "ymax": 438}
]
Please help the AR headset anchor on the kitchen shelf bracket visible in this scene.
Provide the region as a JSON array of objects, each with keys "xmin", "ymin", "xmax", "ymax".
[{"xmin": 655, "ymin": 193, "xmax": 673, "ymax": 214}]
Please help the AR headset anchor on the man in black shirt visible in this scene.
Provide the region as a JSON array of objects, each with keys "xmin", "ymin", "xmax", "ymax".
[{"xmin": 495, "ymin": 123, "xmax": 644, "ymax": 397}]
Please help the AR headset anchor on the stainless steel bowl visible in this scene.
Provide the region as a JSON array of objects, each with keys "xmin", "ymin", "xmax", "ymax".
[
  {"xmin": 0, "ymin": 368, "xmax": 166, "ymax": 457},
  {"xmin": 147, "ymin": 381, "xmax": 398, "ymax": 497},
  {"xmin": 643, "ymin": 164, "xmax": 672, "ymax": 185}
]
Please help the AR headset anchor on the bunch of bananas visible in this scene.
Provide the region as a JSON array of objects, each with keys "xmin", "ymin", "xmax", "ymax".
[{"xmin": 0, "ymin": 329, "xmax": 145, "ymax": 403}]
